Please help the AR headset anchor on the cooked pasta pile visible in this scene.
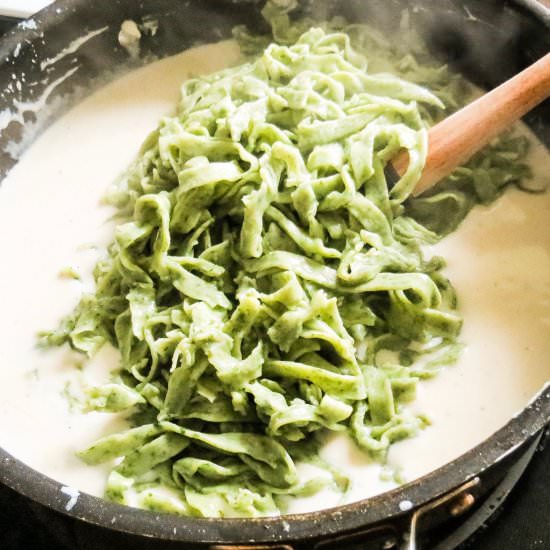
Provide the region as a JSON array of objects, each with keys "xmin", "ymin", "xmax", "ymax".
[{"xmin": 43, "ymin": 18, "xmax": 531, "ymax": 517}]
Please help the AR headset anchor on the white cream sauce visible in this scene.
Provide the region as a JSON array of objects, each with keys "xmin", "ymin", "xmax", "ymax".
[{"xmin": 0, "ymin": 40, "xmax": 549, "ymax": 513}]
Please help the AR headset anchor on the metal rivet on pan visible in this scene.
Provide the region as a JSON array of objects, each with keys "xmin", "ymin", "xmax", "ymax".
[
  {"xmin": 450, "ymin": 492, "xmax": 476, "ymax": 517},
  {"xmin": 382, "ymin": 537, "xmax": 398, "ymax": 549}
]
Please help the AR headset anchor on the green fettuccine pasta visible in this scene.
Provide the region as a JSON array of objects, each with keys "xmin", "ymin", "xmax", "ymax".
[{"xmin": 42, "ymin": 5, "xmax": 533, "ymax": 517}]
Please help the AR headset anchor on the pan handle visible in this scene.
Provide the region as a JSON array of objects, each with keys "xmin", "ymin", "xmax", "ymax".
[
  {"xmin": 406, "ymin": 430, "xmax": 546, "ymax": 550},
  {"xmin": 403, "ymin": 477, "xmax": 480, "ymax": 550},
  {"xmin": 210, "ymin": 479, "xmax": 479, "ymax": 550}
]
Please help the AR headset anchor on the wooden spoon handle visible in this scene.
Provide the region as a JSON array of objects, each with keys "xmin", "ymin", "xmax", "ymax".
[{"xmin": 392, "ymin": 52, "xmax": 550, "ymax": 196}]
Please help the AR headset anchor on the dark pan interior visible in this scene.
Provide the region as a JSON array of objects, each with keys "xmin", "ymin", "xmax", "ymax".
[{"xmin": 0, "ymin": 0, "xmax": 549, "ymax": 547}]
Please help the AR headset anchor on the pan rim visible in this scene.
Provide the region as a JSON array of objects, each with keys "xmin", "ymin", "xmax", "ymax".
[
  {"xmin": 0, "ymin": 385, "xmax": 548, "ymax": 543},
  {"xmin": 0, "ymin": 0, "xmax": 549, "ymax": 544}
]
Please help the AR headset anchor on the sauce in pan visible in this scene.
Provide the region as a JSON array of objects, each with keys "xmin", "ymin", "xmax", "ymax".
[{"xmin": 0, "ymin": 40, "xmax": 549, "ymax": 512}]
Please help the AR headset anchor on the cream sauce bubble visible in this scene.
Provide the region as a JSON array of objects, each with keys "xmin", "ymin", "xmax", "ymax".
[{"xmin": 0, "ymin": 40, "xmax": 549, "ymax": 512}]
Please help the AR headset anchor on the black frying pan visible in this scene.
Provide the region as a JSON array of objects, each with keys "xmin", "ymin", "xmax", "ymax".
[{"xmin": 0, "ymin": 1, "xmax": 549, "ymax": 549}]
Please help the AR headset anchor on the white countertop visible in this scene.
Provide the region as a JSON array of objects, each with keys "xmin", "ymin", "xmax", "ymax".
[{"xmin": 0, "ymin": 0, "xmax": 52, "ymax": 18}]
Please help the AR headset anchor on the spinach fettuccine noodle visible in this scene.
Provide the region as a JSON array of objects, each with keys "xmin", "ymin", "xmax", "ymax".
[{"xmin": 43, "ymin": 15, "xmax": 532, "ymax": 517}]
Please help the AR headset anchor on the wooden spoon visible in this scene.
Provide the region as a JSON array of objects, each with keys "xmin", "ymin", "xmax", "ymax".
[{"xmin": 391, "ymin": 52, "xmax": 550, "ymax": 196}]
